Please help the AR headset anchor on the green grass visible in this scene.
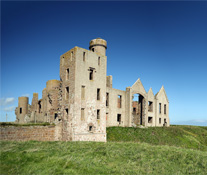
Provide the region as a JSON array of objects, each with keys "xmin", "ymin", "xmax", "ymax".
[
  {"xmin": 1, "ymin": 141, "xmax": 207, "ymax": 175},
  {"xmin": 107, "ymin": 125, "xmax": 207, "ymax": 151},
  {"xmin": 0, "ymin": 125, "xmax": 207, "ymax": 174}
]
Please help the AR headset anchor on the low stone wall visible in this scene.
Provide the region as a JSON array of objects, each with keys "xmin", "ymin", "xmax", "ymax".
[{"xmin": 0, "ymin": 125, "xmax": 56, "ymax": 141}]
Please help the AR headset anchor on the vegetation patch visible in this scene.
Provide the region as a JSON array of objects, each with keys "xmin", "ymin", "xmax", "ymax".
[
  {"xmin": 1, "ymin": 141, "xmax": 207, "ymax": 175},
  {"xmin": 1, "ymin": 125, "xmax": 206, "ymax": 174},
  {"xmin": 107, "ymin": 125, "xmax": 207, "ymax": 151}
]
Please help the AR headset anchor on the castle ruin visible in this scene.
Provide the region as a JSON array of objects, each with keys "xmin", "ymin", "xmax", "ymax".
[{"xmin": 15, "ymin": 38, "xmax": 170, "ymax": 142}]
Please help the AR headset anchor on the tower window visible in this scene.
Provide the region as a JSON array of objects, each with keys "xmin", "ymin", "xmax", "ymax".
[
  {"xmin": 106, "ymin": 93, "xmax": 109, "ymax": 106},
  {"xmin": 97, "ymin": 109, "xmax": 100, "ymax": 119},
  {"xmin": 97, "ymin": 88, "xmax": 100, "ymax": 100},
  {"xmin": 65, "ymin": 108, "xmax": 68, "ymax": 115},
  {"xmin": 98, "ymin": 57, "xmax": 100, "ymax": 65},
  {"xmin": 117, "ymin": 95, "xmax": 122, "ymax": 108},
  {"xmin": 164, "ymin": 104, "xmax": 166, "ymax": 114},
  {"xmin": 71, "ymin": 51, "xmax": 73, "ymax": 61},
  {"xmin": 81, "ymin": 108, "xmax": 85, "ymax": 121},
  {"xmin": 20, "ymin": 108, "xmax": 22, "ymax": 114},
  {"xmin": 89, "ymin": 68, "xmax": 94, "ymax": 80},
  {"xmin": 66, "ymin": 68, "xmax": 69, "ymax": 80},
  {"xmin": 92, "ymin": 48, "xmax": 95, "ymax": 52},
  {"xmin": 83, "ymin": 52, "xmax": 86, "ymax": 61},
  {"xmin": 89, "ymin": 126, "xmax": 93, "ymax": 131},
  {"xmin": 54, "ymin": 113, "xmax": 58, "ymax": 120},
  {"xmin": 65, "ymin": 87, "xmax": 69, "ymax": 100},
  {"xmin": 159, "ymin": 103, "xmax": 161, "ymax": 114},
  {"xmin": 81, "ymin": 86, "xmax": 85, "ymax": 100},
  {"xmin": 159, "ymin": 118, "xmax": 161, "ymax": 124}
]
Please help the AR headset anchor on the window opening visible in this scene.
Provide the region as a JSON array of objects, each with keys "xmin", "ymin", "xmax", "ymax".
[
  {"xmin": 66, "ymin": 68, "xmax": 69, "ymax": 80},
  {"xmin": 98, "ymin": 57, "xmax": 100, "ymax": 65},
  {"xmin": 89, "ymin": 68, "xmax": 94, "ymax": 80},
  {"xmin": 71, "ymin": 51, "xmax": 73, "ymax": 61},
  {"xmin": 65, "ymin": 108, "xmax": 68, "ymax": 115},
  {"xmin": 117, "ymin": 95, "xmax": 122, "ymax": 108},
  {"xmin": 97, "ymin": 88, "xmax": 100, "ymax": 100},
  {"xmin": 148, "ymin": 101, "xmax": 153, "ymax": 112},
  {"xmin": 117, "ymin": 114, "xmax": 121, "ymax": 124},
  {"xmin": 164, "ymin": 104, "xmax": 166, "ymax": 114},
  {"xmin": 83, "ymin": 52, "xmax": 86, "ymax": 61},
  {"xmin": 106, "ymin": 93, "xmax": 109, "ymax": 106},
  {"xmin": 148, "ymin": 117, "xmax": 153, "ymax": 123},
  {"xmin": 92, "ymin": 48, "xmax": 95, "ymax": 52},
  {"xmin": 159, "ymin": 118, "xmax": 161, "ymax": 124},
  {"xmin": 65, "ymin": 87, "xmax": 69, "ymax": 100},
  {"xmin": 81, "ymin": 86, "xmax": 85, "ymax": 100},
  {"xmin": 54, "ymin": 113, "xmax": 58, "ymax": 120},
  {"xmin": 20, "ymin": 108, "xmax": 22, "ymax": 114},
  {"xmin": 159, "ymin": 103, "xmax": 161, "ymax": 114},
  {"xmin": 97, "ymin": 109, "xmax": 100, "ymax": 119},
  {"xmin": 89, "ymin": 126, "xmax": 93, "ymax": 131},
  {"xmin": 81, "ymin": 108, "xmax": 85, "ymax": 121}
]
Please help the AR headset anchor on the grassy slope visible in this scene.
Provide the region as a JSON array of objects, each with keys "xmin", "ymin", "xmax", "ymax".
[
  {"xmin": 0, "ymin": 125, "xmax": 207, "ymax": 174},
  {"xmin": 107, "ymin": 125, "xmax": 207, "ymax": 151},
  {"xmin": 1, "ymin": 141, "xmax": 207, "ymax": 175}
]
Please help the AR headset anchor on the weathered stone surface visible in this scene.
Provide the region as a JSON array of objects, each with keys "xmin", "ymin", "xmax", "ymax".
[{"xmin": 15, "ymin": 38, "xmax": 170, "ymax": 142}]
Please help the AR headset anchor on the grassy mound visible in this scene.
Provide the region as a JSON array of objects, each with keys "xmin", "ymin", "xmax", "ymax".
[
  {"xmin": 107, "ymin": 125, "xmax": 207, "ymax": 151},
  {"xmin": 1, "ymin": 141, "xmax": 207, "ymax": 175}
]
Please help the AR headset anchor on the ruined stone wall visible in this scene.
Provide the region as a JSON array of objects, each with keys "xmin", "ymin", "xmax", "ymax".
[
  {"xmin": 155, "ymin": 88, "xmax": 170, "ymax": 127},
  {"xmin": 60, "ymin": 48, "xmax": 76, "ymax": 141},
  {"xmin": 106, "ymin": 87, "xmax": 126, "ymax": 127},
  {"xmin": 73, "ymin": 47, "xmax": 106, "ymax": 142},
  {"xmin": 0, "ymin": 125, "xmax": 56, "ymax": 141},
  {"xmin": 147, "ymin": 88, "xmax": 156, "ymax": 127}
]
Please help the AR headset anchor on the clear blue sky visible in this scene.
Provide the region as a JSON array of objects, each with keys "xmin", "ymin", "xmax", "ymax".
[{"xmin": 1, "ymin": 1, "xmax": 207, "ymax": 126}]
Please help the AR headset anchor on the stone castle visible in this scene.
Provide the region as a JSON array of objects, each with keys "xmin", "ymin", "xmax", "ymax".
[{"xmin": 15, "ymin": 38, "xmax": 170, "ymax": 142}]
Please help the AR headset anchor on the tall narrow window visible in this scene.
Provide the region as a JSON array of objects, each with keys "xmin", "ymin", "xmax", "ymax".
[
  {"xmin": 148, "ymin": 101, "xmax": 153, "ymax": 112},
  {"xmin": 81, "ymin": 108, "xmax": 85, "ymax": 121},
  {"xmin": 117, "ymin": 114, "xmax": 121, "ymax": 124},
  {"xmin": 89, "ymin": 68, "xmax": 94, "ymax": 80},
  {"xmin": 83, "ymin": 52, "xmax": 86, "ymax": 61},
  {"xmin": 54, "ymin": 113, "xmax": 58, "ymax": 120},
  {"xmin": 65, "ymin": 108, "xmax": 68, "ymax": 115},
  {"xmin": 117, "ymin": 95, "xmax": 122, "ymax": 108},
  {"xmin": 97, "ymin": 109, "xmax": 100, "ymax": 119},
  {"xmin": 98, "ymin": 57, "xmax": 100, "ymax": 65},
  {"xmin": 97, "ymin": 88, "xmax": 100, "ymax": 100},
  {"xmin": 65, "ymin": 87, "xmax": 69, "ymax": 100},
  {"xmin": 89, "ymin": 126, "xmax": 93, "ymax": 131},
  {"xmin": 66, "ymin": 68, "xmax": 69, "ymax": 80},
  {"xmin": 159, "ymin": 103, "xmax": 161, "ymax": 114},
  {"xmin": 164, "ymin": 104, "xmax": 166, "ymax": 114},
  {"xmin": 159, "ymin": 118, "xmax": 161, "ymax": 124},
  {"xmin": 71, "ymin": 51, "xmax": 73, "ymax": 61},
  {"xmin": 81, "ymin": 86, "xmax": 85, "ymax": 100},
  {"xmin": 20, "ymin": 108, "xmax": 22, "ymax": 114},
  {"xmin": 106, "ymin": 93, "xmax": 109, "ymax": 106}
]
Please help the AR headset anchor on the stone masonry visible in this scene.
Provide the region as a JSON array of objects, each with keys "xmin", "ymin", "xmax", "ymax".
[{"xmin": 15, "ymin": 38, "xmax": 170, "ymax": 142}]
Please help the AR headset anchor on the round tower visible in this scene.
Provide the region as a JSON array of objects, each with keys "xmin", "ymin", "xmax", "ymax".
[
  {"xmin": 46, "ymin": 80, "xmax": 61, "ymax": 91},
  {"xmin": 18, "ymin": 97, "xmax": 29, "ymax": 116},
  {"xmin": 89, "ymin": 38, "xmax": 107, "ymax": 56}
]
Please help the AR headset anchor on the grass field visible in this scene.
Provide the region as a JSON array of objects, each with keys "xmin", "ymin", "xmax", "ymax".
[{"xmin": 0, "ymin": 125, "xmax": 207, "ymax": 174}]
